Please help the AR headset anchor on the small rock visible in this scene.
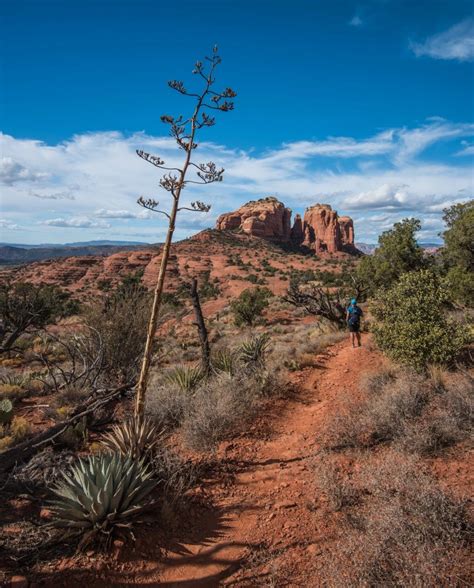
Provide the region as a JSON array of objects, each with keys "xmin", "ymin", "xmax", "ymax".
[
  {"xmin": 275, "ymin": 500, "xmax": 297, "ymax": 509},
  {"xmin": 10, "ymin": 576, "xmax": 28, "ymax": 588}
]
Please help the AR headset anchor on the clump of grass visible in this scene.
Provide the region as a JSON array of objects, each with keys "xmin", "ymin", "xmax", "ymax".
[
  {"xmin": 10, "ymin": 416, "xmax": 31, "ymax": 443},
  {"xmin": 313, "ymin": 451, "xmax": 359, "ymax": 511},
  {"xmin": 320, "ymin": 451, "xmax": 471, "ymax": 587},
  {"xmin": 323, "ymin": 368, "xmax": 473, "ymax": 454}
]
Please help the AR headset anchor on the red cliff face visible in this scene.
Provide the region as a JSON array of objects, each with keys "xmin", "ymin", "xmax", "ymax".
[
  {"xmin": 216, "ymin": 197, "xmax": 292, "ymax": 241},
  {"xmin": 338, "ymin": 216, "xmax": 355, "ymax": 247},
  {"xmin": 290, "ymin": 204, "xmax": 355, "ymax": 253}
]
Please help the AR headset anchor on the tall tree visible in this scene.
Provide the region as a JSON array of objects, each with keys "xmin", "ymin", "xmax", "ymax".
[
  {"xmin": 134, "ymin": 46, "xmax": 236, "ymax": 420},
  {"xmin": 357, "ymin": 218, "xmax": 426, "ymax": 295}
]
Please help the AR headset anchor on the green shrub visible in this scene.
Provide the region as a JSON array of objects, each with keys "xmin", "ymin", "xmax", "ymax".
[
  {"xmin": 372, "ymin": 270, "xmax": 468, "ymax": 369},
  {"xmin": 230, "ymin": 287, "xmax": 272, "ymax": 326}
]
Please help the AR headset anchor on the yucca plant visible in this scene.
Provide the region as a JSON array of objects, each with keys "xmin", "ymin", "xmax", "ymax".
[
  {"xmin": 239, "ymin": 333, "xmax": 270, "ymax": 369},
  {"xmin": 101, "ymin": 416, "xmax": 162, "ymax": 459},
  {"xmin": 212, "ymin": 349, "xmax": 237, "ymax": 376},
  {"xmin": 49, "ymin": 452, "xmax": 157, "ymax": 547},
  {"xmin": 164, "ymin": 365, "xmax": 204, "ymax": 392}
]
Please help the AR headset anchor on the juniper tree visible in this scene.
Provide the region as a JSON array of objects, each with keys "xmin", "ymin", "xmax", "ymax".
[{"xmin": 134, "ymin": 46, "xmax": 236, "ymax": 419}]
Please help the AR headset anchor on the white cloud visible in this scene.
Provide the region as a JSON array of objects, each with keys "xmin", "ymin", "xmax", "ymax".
[
  {"xmin": 456, "ymin": 142, "xmax": 474, "ymax": 156},
  {"xmin": 349, "ymin": 15, "xmax": 363, "ymax": 27},
  {"xmin": 30, "ymin": 190, "xmax": 76, "ymax": 200},
  {"xmin": 411, "ymin": 19, "xmax": 474, "ymax": 62},
  {"xmin": 0, "ymin": 219, "xmax": 22, "ymax": 231},
  {"xmin": 42, "ymin": 217, "xmax": 111, "ymax": 229},
  {"xmin": 0, "ymin": 157, "xmax": 50, "ymax": 185},
  {"xmin": 1, "ymin": 119, "xmax": 473, "ymax": 243},
  {"xmin": 93, "ymin": 209, "xmax": 152, "ymax": 219}
]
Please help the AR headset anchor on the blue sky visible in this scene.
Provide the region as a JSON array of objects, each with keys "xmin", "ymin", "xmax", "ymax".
[{"xmin": 1, "ymin": 0, "xmax": 473, "ymax": 244}]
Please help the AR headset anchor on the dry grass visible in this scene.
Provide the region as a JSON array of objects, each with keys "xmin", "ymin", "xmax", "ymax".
[
  {"xmin": 320, "ymin": 451, "xmax": 472, "ymax": 587},
  {"xmin": 323, "ymin": 368, "xmax": 473, "ymax": 454}
]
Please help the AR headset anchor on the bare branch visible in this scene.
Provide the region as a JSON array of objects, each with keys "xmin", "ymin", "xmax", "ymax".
[
  {"xmin": 178, "ymin": 201, "xmax": 211, "ymax": 213},
  {"xmin": 137, "ymin": 197, "xmax": 171, "ymax": 219}
]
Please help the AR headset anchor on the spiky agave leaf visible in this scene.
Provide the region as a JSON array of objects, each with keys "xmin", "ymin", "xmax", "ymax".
[
  {"xmin": 164, "ymin": 365, "xmax": 204, "ymax": 392},
  {"xmin": 212, "ymin": 349, "xmax": 237, "ymax": 376},
  {"xmin": 49, "ymin": 453, "xmax": 157, "ymax": 543},
  {"xmin": 101, "ymin": 416, "xmax": 162, "ymax": 459},
  {"xmin": 239, "ymin": 333, "xmax": 270, "ymax": 369}
]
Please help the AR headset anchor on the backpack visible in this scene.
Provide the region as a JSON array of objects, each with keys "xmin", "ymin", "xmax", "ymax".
[{"xmin": 348, "ymin": 305, "xmax": 361, "ymax": 326}]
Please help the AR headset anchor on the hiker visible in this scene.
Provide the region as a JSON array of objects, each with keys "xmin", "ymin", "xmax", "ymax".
[{"xmin": 346, "ymin": 298, "xmax": 363, "ymax": 348}]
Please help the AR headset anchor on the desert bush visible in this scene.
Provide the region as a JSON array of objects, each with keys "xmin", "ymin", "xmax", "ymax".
[
  {"xmin": 181, "ymin": 373, "xmax": 256, "ymax": 450},
  {"xmin": 0, "ymin": 281, "xmax": 78, "ymax": 352},
  {"xmin": 372, "ymin": 270, "xmax": 469, "ymax": 370},
  {"xmin": 324, "ymin": 368, "xmax": 473, "ymax": 454},
  {"xmin": 146, "ymin": 382, "xmax": 189, "ymax": 430},
  {"xmin": 313, "ymin": 451, "xmax": 358, "ymax": 511},
  {"xmin": 230, "ymin": 286, "xmax": 272, "ymax": 326},
  {"xmin": 84, "ymin": 277, "xmax": 151, "ymax": 386},
  {"xmin": 321, "ymin": 451, "xmax": 471, "ymax": 587},
  {"xmin": 10, "ymin": 416, "xmax": 31, "ymax": 443},
  {"xmin": 49, "ymin": 452, "xmax": 157, "ymax": 547}
]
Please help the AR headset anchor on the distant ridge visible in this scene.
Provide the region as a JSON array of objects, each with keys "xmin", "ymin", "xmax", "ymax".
[
  {"xmin": 0, "ymin": 241, "xmax": 153, "ymax": 266},
  {"xmin": 0, "ymin": 240, "xmax": 151, "ymax": 249}
]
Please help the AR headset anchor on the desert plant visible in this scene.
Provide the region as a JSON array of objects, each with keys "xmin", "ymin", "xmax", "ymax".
[
  {"xmin": 133, "ymin": 47, "xmax": 236, "ymax": 421},
  {"xmin": 10, "ymin": 416, "xmax": 31, "ymax": 443},
  {"xmin": 372, "ymin": 270, "xmax": 469, "ymax": 369},
  {"xmin": 239, "ymin": 333, "xmax": 270, "ymax": 369},
  {"xmin": 101, "ymin": 416, "xmax": 162, "ymax": 459},
  {"xmin": 212, "ymin": 348, "xmax": 237, "ymax": 376},
  {"xmin": 0, "ymin": 281, "xmax": 76, "ymax": 352},
  {"xmin": 230, "ymin": 287, "xmax": 272, "ymax": 326},
  {"xmin": 49, "ymin": 453, "xmax": 157, "ymax": 546},
  {"xmin": 0, "ymin": 398, "xmax": 13, "ymax": 425},
  {"xmin": 164, "ymin": 365, "xmax": 204, "ymax": 392}
]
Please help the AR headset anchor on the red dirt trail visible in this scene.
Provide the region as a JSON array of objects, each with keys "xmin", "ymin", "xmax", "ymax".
[{"xmin": 117, "ymin": 338, "xmax": 384, "ymax": 587}]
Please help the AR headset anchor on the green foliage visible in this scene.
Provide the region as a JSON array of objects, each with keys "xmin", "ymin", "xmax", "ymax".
[
  {"xmin": 357, "ymin": 219, "xmax": 427, "ymax": 295},
  {"xmin": 101, "ymin": 416, "xmax": 161, "ymax": 459},
  {"xmin": 239, "ymin": 333, "xmax": 270, "ymax": 369},
  {"xmin": 441, "ymin": 200, "xmax": 474, "ymax": 306},
  {"xmin": 230, "ymin": 287, "xmax": 272, "ymax": 326},
  {"xmin": 0, "ymin": 398, "xmax": 13, "ymax": 425},
  {"xmin": 164, "ymin": 365, "xmax": 204, "ymax": 392},
  {"xmin": 372, "ymin": 270, "xmax": 469, "ymax": 370},
  {"xmin": 49, "ymin": 453, "xmax": 157, "ymax": 545},
  {"xmin": 0, "ymin": 282, "xmax": 78, "ymax": 351}
]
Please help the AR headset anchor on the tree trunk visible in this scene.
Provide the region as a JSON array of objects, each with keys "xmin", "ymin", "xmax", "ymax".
[
  {"xmin": 190, "ymin": 277, "xmax": 211, "ymax": 375},
  {"xmin": 133, "ymin": 198, "xmax": 179, "ymax": 421}
]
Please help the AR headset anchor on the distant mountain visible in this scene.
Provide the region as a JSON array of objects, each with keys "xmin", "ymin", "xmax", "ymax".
[
  {"xmin": 356, "ymin": 242, "xmax": 442, "ymax": 255},
  {"xmin": 0, "ymin": 240, "xmax": 150, "ymax": 249},
  {"xmin": 0, "ymin": 242, "xmax": 153, "ymax": 265}
]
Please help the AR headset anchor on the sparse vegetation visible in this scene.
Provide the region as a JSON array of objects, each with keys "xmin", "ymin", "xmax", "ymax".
[{"xmin": 230, "ymin": 286, "xmax": 272, "ymax": 326}]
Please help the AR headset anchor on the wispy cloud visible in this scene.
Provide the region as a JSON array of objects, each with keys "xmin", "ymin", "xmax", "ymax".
[
  {"xmin": 410, "ymin": 19, "xmax": 474, "ymax": 62},
  {"xmin": 93, "ymin": 209, "xmax": 152, "ymax": 219},
  {"xmin": 41, "ymin": 217, "xmax": 111, "ymax": 229},
  {"xmin": 349, "ymin": 15, "xmax": 363, "ymax": 27},
  {"xmin": 0, "ymin": 219, "xmax": 22, "ymax": 231},
  {"xmin": 30, "ymin": 190, "xmax": 75, "ymax": 200}
]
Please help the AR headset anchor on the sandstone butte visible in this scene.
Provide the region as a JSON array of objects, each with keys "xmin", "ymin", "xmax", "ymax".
[{"xmin": 216, "ymin": 196, "xmax": 356, "ymax": 254}]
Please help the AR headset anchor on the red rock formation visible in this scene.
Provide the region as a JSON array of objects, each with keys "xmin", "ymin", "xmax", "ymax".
[
  {"xmin": 338, "ymin": 216, "xmax": 355, "ymax": 247},
  {"xmin": 216, "ymin": 197, "xmax": 292, "ymax": 241},
  {"xmin": 290, "ymin": 204, "xmax": 354, "ymax": 253}
]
